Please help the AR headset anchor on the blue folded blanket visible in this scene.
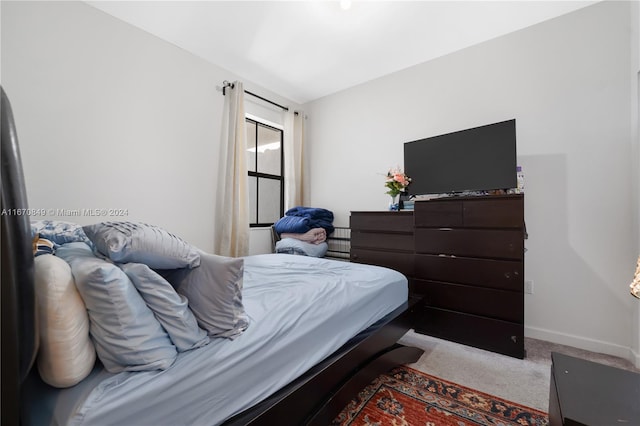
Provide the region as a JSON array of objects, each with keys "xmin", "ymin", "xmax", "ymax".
[
  {"xmin": 285, "ymin": 207, "xmax": 334, "ymax": 221},
  {"xmin": 274, "ymin": 207, "xmax": 335, "ymax": 235},
  {"xmin": 274, "ymin": 216, "xmax": 312, "ymax": 234}
]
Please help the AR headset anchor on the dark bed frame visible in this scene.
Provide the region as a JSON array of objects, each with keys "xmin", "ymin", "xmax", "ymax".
[{"xmin": 0, "ymin": 86, "xmax": 423, "ymax": 425}]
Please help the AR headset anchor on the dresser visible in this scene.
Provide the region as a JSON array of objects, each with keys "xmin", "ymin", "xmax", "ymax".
[
  {"xmin": 350, "ymin": 194, "xmax": 525, "ymax": 358},
  {"xmin": 349, "ymin": 211, "xmax": 414, "ymax": 281},
  {"xmin": 413, "ymin": 194, "xmax": 525, "ymax": 358}
]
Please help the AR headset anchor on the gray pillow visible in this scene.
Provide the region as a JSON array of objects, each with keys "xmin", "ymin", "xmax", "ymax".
[
  {"xmin": 120, "ymin": 262, "xmax": 210, "ymax": 352},
  {"xmin": 169, "ymin": 251, "xmax": 249, "ymax": 339},
  {"xmin": 56, "ymin": 242, "xmax": 177, "ymax": 373},
  {"xmin": 83, "ymin": 222, "xmax": 200, "ymax": 269}
]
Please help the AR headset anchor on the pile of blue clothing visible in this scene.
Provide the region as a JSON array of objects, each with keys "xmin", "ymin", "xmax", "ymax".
[{"xmin": 274, "ymin": 207, "xmax": 335, "ymax": 235}]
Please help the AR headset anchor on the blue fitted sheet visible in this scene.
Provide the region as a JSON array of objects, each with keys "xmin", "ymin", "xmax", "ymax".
[{"xmin": 30, "ymin": 254, "xmax": 407, "ymax": 426}]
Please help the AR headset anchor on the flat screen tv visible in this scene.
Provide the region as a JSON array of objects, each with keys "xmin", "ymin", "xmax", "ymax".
[{"xmin": 403, "ymin": 119, "xmax": 517, "ymax": 196}]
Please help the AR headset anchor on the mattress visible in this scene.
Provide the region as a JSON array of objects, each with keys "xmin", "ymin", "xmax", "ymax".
[{"xmin": 25, "ymin": 253, "xmax": 408, "ymax": 426}]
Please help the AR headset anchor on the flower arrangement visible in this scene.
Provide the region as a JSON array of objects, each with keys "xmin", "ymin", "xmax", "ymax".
[{"xmin": 385, "ymin": 167, "xmax": 411, "ymax": 197}]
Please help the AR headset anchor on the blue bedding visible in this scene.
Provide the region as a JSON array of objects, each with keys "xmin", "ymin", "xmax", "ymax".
[
  {"xmin": 274, "ymin": 206, "xmax": 335, "ymax": 234},
  {"xmin": 28, "ymin": 254, "xmax": 407, "ymax": 426},
  {"xmin": 272, "ymin": 214, "xmax": 312, "ymax": 234}
]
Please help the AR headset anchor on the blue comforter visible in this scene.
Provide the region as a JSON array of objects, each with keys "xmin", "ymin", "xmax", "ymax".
[{"xmin": 274, "ymin": 207, "xmax": 334, "ymax": 234}]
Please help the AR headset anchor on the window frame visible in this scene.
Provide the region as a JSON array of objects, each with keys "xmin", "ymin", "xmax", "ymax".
[{"xmin": 246, "ymin": 117, "xmax": 284, "ymax": 227}]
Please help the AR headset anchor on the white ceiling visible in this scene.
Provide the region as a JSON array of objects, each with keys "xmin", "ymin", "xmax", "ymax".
[{"xmin": 86, "ymin": 1, "xmax": 598, "ymax": 104}]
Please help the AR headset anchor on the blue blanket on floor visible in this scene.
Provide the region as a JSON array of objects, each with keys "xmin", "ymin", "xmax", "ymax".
[{"xmin": 274, "ymin": 207, "xmax": 334, "ymax": 234}]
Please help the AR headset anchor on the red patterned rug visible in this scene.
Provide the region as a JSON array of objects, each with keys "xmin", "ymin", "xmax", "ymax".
[{"xmin": 332, "ymin": 366, "xmax": 549, "ymax": 426}]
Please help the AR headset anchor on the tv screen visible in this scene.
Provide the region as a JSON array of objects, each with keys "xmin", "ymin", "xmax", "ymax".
[{"xmin": 403, "ymin": 119, "xmax": 517, "ymax": 196}]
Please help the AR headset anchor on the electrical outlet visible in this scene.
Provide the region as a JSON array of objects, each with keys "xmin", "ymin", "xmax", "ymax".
[{"xmin": 524, "ymin": 280, "xmax": 534, "ymax": 294}]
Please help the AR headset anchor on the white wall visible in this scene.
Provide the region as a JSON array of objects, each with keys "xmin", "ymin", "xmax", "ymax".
[
  {"xmin": 305, "ymin": 1, "xmax": 638, "ymax": 360},
  {"xmin": 1, "ymin": 1, "xmax": 298, "ymax": 253}
]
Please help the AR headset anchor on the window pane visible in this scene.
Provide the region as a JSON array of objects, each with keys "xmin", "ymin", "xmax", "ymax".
[
  {"xmin": 257, "ymin": 125, "xmax": 281, "ymax": 176},
  {"xmin": 248, "ymin": 175, "xmax": 257, "ymax": 224},
  {"xmin": 246, "ymin": 120, "xmax": 256, "ymax": 172},
  {"xmin": 258, "ymin": 178, "xmax": 281, "ymax": 224}
]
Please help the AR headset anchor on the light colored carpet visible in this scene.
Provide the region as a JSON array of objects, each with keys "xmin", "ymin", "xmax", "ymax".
[{"xmin": 398, "ymin": 330, "xmax": 639, "ymax": 413}]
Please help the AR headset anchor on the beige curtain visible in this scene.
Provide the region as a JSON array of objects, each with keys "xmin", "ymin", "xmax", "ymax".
[
  {"xmin": 283, "ymin": 110, "xmax": 307, "ymax": 210},
  {"xmin": 214, "ymin": 81, "xmax": 249, "ymax": 257}
]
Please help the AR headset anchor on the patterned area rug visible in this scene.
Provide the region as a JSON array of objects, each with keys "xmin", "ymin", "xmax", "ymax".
[{"xmin": 332, "ymin": 366, "xmax": 549, "ymax": 426}]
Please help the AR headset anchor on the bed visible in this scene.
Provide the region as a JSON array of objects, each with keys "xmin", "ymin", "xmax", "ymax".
[{"xmin": 1, "ymin": 86, "xmax": 423, "ymax": 426}]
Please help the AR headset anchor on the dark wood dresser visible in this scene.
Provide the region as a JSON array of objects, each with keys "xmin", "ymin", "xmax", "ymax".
[
  {"xmin": 349, "ymin": 211, "xmax": 414, "ymax": 280},
  {"xmin": 350, "ymin": 194, "xmax": 525, "ymax": 358},
  {"xmin": 413, "ymin": 194, "xmax": 525, "ymax": 358}
]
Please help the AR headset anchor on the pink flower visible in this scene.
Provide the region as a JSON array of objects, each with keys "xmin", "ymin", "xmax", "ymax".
[
  {"xmin": 384, "ymin": 167, "xmax": 411, "ymax": 196},
  {"xmin": 394, "ymin": 173, "xmax": 409, "ymax": 186}
]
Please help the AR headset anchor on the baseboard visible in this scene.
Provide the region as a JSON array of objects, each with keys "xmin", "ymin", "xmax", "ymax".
[
  {"xmin": 525, "ymin": 325, "xmax": 637, "ymax": 365},
  {"xmin": 632, "ymin": 347, "xmax": 640, "ymax": 369}
]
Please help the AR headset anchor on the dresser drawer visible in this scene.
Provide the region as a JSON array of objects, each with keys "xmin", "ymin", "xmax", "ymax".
[
  {"xmin": 350, "ymin": 248, "xmax": 413, "ymax": 277},
  {"xmin": 415, "ymin": 228, "xmax": 523, "ymax": 260},
  {"xmin": 351, "ymin": 231, "xmax": 413, "ymax": 251},
  {"xmin": 414, "ymin": 195, "xmax": 524, "ymax": 229},
  {"xmin": 413, "ymin": 279, "xmax": 523, "ymax": 322},
  {"xmin": 414, "ymin": 254, "xmax": 523, "ymax": 291},
  {"xmin": 414, "ymin": 201, "xmax": 463, "ymax": 227},
  {"xmin": 415, "ymin": 307, "xmax": 524, "ymax": 358},
  {"xmin": 350, "ymin": 212, "xmax": 414, "ymax": 232},
  {"xmin": 463, "ymin": 197, "xmax": 524, "ymax": 228}
]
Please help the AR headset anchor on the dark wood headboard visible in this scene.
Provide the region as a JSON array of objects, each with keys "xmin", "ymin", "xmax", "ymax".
[{"xmin": 1, "ymin": 86, "xmax": 38, "ymax": 425}]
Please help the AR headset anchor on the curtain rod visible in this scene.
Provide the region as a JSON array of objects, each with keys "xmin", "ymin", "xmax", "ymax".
[{"xmin": 222, "ymin": 80, "xmax": 289, "ymax": 112}]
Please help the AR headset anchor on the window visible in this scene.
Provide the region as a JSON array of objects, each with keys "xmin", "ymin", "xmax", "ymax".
[{"xmin": 246, "ymin": 117, "xmax": 284, "ymax": 227}]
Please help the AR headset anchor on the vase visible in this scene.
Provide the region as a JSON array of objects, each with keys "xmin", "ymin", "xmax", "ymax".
[{"xmin": 388, "ymin": 194, "xmax": 399, "ymax": 211}]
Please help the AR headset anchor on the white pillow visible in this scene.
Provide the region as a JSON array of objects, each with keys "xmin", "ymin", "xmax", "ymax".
[{"xmin": 35, "ymin": 254, "xmax": 96, "ymax": 388}]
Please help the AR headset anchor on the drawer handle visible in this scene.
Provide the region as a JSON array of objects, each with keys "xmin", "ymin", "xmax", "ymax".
[
  {"xmin": 438, "ymin": 228, "xmax": 454, "ymax": 231},
  {"xmin": 438, "ymin": 254, "xmax": 456, "ymax": 258},
  {"xmin": 504, "ymin": 272, "xmax": 511, "ymax": 279},
  {"xmin": 511, "ymin": 335, "xmax": 518, "ymax": 343}
]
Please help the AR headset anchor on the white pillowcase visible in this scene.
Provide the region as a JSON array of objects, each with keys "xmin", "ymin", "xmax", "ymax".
[{"xmin": 34, "ymin": 254, "xmax": 96, "ymax": 388}]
